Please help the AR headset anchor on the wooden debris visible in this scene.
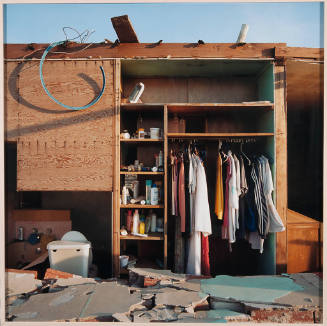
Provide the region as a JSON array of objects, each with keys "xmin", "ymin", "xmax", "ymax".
[{"xmin": 111, "ymin": 15, "xmax": 139, "ymax": 43}]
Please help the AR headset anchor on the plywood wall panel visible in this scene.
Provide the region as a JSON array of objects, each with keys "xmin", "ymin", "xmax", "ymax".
[{"xmin": 5, "ymin": 59, "xmax": 116, "ymax": 191}]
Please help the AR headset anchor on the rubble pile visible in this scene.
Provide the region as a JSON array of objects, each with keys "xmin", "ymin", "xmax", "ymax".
[{"xmin": 5, "ymin": 268, "xmax": 323, "ymax": 323}]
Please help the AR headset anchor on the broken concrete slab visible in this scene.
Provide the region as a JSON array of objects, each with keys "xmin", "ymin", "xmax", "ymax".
[
  {"xmin": 112, "ymin": 312, "xmax": 132, "ymax": 322},
  {"xmin": 54, "ymin": 277, "xmax": 97, "ymax": 287},
  {"xmin": 275, "ymin": 273, "xmax": 322, "ymax": 308},
  {"xmin": 6, "ymin": 272, "xmax": 43, "ymax": 297},
  {"xmin": 9, "ymin": 283, "xmax": 96, "ymax": 321},
  {"xmin": 200, "ymin": 275, "xmax": 304, "ymax": 304},
  {"xmin": 155, "ymin": 287, "xmax": 208, "ymax": 312},
  {"xmin": 79, "ymin": 282, "xmax": 143, "ymax": 319},
  {"xmin": 129, "ymin": 267, "xmax": 186, "ymax": 287}
]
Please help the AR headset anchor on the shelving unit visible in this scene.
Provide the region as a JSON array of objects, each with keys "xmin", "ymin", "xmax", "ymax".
[
  {"xmin": 113, "ymin": 58, "xmax": 287, "ymax": 277},
  {"xmin": 117, "ymin": 103, "xmax": 167, "ymax": 274}
]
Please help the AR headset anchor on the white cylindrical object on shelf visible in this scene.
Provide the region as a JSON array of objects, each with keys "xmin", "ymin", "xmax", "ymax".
[
  {"xmin": 129, "ymin": 82, "xmax": 145, "ymax": 103},
  {"xmin": 122, "ymin": 186, "xmax": 128, "ymax": 205},
  {"xmin": 151, "ymin": 184, "xmax": 159, "ymax": 205},
  {"xmin": 150, "ymin": 128, "xmax": 160, "ymax": 139},
  {"xmin": 150, "ymin": 212, "xmax": 157, "ymax": 233},
  {"xmin": 132, "ymin": 210, "xmax": 140, "ymax": 234}
]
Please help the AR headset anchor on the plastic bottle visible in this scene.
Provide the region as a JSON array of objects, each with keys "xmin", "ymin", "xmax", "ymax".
[
  {"xmin": 122, "ymin": 186, "xmax": 128, "ymax": 205},
  {"xmin": 126, "ymin": 210, "xmax": 133, "ymax": 232},
  {"xmin": 132, "ymin": 209, "xmax": 139, "ymax": 234},
  {"xmin": 150, "ymin": 211, "xmax": 157, "ymax": 233},
  {"xmin": 146, "ymin": 180, "xmax": 152, "ymax": 204},
  {"xmin": 158, "ymin": 150, "xmax": 163, "ymax": 167},
  {"xmin": 139, "ymin": 217, "xmax": 145, "ymax": 234},
  {"xmin": 145, "ymin": 210, "xmax": 152, "ymax": 233},
  {"xmin": 151, "ymin": 183, "xmax": 159, "ymax": 205}
]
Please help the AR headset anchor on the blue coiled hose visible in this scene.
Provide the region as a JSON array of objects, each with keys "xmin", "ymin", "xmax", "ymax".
[{"xmin": 39, "ymin": 41, "xmax": 106, "ymax": 110}]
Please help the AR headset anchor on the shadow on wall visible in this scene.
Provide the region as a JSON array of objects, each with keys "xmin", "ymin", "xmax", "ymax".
[{"xmin": 41, "ymin": 191, "xmax": 112, "ymax": 278}]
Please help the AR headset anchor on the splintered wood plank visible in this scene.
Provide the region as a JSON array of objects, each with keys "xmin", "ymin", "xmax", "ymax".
[
  {"xmin": 274, "ymin": 64, "xmax": 288, "ymax": 274},
  {"xmin": 111, "ymin": 15, "xmax": 139, "ymax": 43}
]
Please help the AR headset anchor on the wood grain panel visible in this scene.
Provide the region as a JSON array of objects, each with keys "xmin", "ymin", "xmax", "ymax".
[
  {"xmin": 275, "ymin": 47, "xmax": 323, "ymax": 60},
  {"xmin": 6, "ymin": 60, "xmax": 114, "ymax": 141},
  {"xmin": 17, "ymin": 139, "xmax": 113, "ymax": 191},
  {"xmin": 12, "ymin": 209, "xmax": 70, "ymax": 221},
  {"xmin": 287, "ymin": 225, "xmax": 320, "ymax": 273},
  {"xmin": 5, "ymin": 59, "xmax": 116, "ymax": 191},
  {"xmin": 274, "ymin": 64, "xmax": 288, "ymax": 274}
]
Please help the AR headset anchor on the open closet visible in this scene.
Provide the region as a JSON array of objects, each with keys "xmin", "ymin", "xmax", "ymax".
[{"xmin": 113, "ymin": 59, "xmax": 287, "ymax": 277}]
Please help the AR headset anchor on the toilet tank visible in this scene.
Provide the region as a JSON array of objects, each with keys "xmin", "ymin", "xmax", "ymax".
[{"xmin": 47, "ymin": 240, "xmax": 90, "ymax": 277}]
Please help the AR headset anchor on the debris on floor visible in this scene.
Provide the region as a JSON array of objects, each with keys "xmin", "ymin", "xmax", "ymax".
[{"xmin": 5, "ymin": 268, "xmax": 323, "ymax": 323}]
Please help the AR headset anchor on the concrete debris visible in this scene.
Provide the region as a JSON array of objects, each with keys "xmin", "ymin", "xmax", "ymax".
[
  {"xmin": 54, "ymin": 277, "xmax": 97, "ymax": 287},
  {"xmin": 9, "ymin": 284, "xmax": 96, "ymax": 321},
  {"xmin": 155, "ymin": 287, "xmax": 208, "ymax": 310},
  {"xmin": 79, "ymin": 282, "xmax": 143, "ymax": 319},
  {"xmin": 6, "ymin": 272, "xmax": 43, "ymax": 297},
  {"xmin": 275, "ymin": 273, "xmax": 322, "ymax": 307},
  {"xmin": 129, "ymin": 267, "xmax": 186, "ymax": 287},
  {"xmin": 112, "ymin": 312, "xmax": 132, "ymax": 322},
  {"xmin": 5, "ymin": 272, "xmax": 322, "ymax": 323},
  {"xmin": 200, "ymin": 275, "xmax": 304, "ymax": 304}
]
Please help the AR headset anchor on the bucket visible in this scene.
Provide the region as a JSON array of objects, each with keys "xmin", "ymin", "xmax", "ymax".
[
  {"xmin": 119, "ymin": 255, "xmax": 129, "ymax": 268},
  {"xmin": 150, "ymin": 128, "xmax": 160, "ymax": 139}
]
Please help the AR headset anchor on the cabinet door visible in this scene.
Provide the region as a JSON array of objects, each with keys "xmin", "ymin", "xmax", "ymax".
[{"xmin": 5, "ymin": 60, "xmax": 116, "ymax": 191}]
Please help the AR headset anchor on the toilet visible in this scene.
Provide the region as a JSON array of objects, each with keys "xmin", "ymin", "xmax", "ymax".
[{"xmin": 47, "ymin": 231, "xmax": 93, "ymax": 277}]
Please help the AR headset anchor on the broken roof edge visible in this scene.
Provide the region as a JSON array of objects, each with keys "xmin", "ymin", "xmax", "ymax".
[{"xmin": 3, "ymin": 43, "xmax": 323, "ymax": 61}]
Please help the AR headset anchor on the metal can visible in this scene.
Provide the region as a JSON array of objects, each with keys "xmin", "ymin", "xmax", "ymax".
[{"xmin": 18, "ymin": 226, "xmax": 24, "ymax": 241}]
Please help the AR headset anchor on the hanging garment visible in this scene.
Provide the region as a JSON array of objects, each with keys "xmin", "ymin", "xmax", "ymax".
[
  {"xmin": 260, "ymin": 156, "xmax": 285, "ymax": 232},
  {"xmin": 171, "ymin": 154, "xmax": 177, "ymax": 216},
  {"xmin": 186, "ymin": 154, "xmax": 212, "ymax": 275},
  {"xmin": 179, "ymin": 157, "xmax": 186, "ymax": 232},
  {"xmin": 227, "ymin": 152, "xmax": 238, "ymax": 244},
  {"xmin": 233, "ymin": 154, "xmax": 241, "ymax": 230},
  {"xmin": 173, "ymin": 156, "xmax": 179, "ymax": 215},
  {"xmin": 201, "ymin": 233, "xmax": 211, "ymax": 276},
  {"xmin": 237, "ymin": 156, "xmax": 248, "ymax": 240},
  {"xmin": 251, "ymin": 157, "xmax": 270, "ymax": 239},
  {"xmin": 222, "ymin": 157, "xmax": 231, "ymax": 240},
  {"xmin": 214, "ymin": 153, "xmax": 224, "ymax": 220}
]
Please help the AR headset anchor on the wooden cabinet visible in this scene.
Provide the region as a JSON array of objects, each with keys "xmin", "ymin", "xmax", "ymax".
[
  {"xmin": 287, "ymin": 209, "xmax": 322, "ymax": 273},
  {"xmin": 113, "ymin": 59, "xmax": 287, "ymax": 276}
]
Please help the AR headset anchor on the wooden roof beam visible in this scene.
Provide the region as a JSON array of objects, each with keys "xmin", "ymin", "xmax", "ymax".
[{"xmin": 111, "ymin": 15, "xmax": 139, "ymax": 43}]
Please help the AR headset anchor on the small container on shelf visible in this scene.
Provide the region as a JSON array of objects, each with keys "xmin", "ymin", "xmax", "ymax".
[
  {"xmin": 146, "ymin": 180, "xmax": 152, "ymax": 204},
  {"xmin": 151, "ymin": 183, "xmax": 159, "ymax": 205},
  {"xmin": 150, "ymin": 128, "xmax": 160, "ymax": 139}
]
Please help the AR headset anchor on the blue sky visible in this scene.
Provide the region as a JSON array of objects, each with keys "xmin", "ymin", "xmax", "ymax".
[{"xmin": 3, "ymin": 2, "xmax": 324, "ymax": 48}]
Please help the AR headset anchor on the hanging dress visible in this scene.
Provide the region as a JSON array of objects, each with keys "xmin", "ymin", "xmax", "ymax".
[
  {"xmin": 186, "ymin": 154, "xmax": 212, "ymax": 275},
  {"xmin": 214, "ymin": 153, "xmax": 224, "ymax": 220}
]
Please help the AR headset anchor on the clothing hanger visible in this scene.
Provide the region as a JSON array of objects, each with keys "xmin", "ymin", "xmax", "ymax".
[{"xmin": 240, "ymin": 142, "xmax": 251, "ymax": 165}]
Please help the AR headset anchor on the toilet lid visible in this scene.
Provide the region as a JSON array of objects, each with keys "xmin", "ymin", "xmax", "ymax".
[
  {"xmin": 61, "ymin": 231, "xmax": 88, "ymax": 242},
  {"xmin": 47, "ymin": 240, "xmax": 90, "ymax": 250}
]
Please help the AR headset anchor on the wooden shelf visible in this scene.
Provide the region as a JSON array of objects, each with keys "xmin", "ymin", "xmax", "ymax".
[
  {"xmin": 120, "ymin": 232, "xmax": 164, "ymax": 240},
  {"xmin": 167, "ymin": 133, "xmax": 274, "ymax": 138},
  {"xmin": 167, "ymin": 102, "xmax": 274, "ymax": 113},
  {"xmin": 120, "ymin": 138, "xmax": 163, "ymax": 142},
  {"xmin": 120, "ymin": 204, "xmax": 164, "ymax": 209},
  {"xmin": 120, "ymin": 103, "xmax": 164, "ymax": 111},
  {"xmin": 120, "ymin": 171, "xmax": 164, "ymax": 175}
]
